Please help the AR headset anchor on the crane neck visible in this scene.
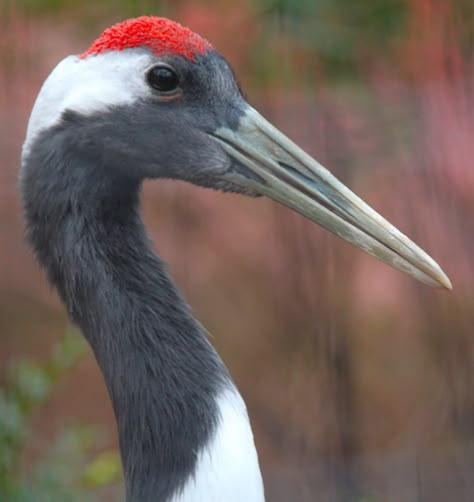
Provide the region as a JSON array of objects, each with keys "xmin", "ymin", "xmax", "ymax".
[{"xmin": 20, "ymin": 129, "xmax": 237, "ymax": 501}]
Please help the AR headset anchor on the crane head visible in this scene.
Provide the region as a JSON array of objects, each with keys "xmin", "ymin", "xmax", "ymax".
[{"xmin": 23, "ymin": 16, "xmax": 451, "ymax": 290}]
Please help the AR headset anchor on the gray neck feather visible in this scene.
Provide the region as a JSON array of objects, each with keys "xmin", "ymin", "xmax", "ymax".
[{"xmin": 20, "ymin": 125, "xmax": 229, "ymax": 502}]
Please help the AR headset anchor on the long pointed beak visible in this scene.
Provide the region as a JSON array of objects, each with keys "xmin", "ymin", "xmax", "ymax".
[{"xmin": 211, "ymin": 106, "xmax": 452, "ymax": 289}]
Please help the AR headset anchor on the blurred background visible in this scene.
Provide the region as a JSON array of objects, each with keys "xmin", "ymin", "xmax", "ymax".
[{"xmin": 1, "ymin": 0, "xmax": 473, "ymax": 500}]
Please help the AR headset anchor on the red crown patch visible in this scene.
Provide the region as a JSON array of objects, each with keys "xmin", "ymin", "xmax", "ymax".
[{"xmin": 81, "ymin": 17, "xmax": 212, "ymax": 61}]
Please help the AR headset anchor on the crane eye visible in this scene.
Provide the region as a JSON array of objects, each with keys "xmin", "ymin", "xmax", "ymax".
[{"xmin": 147, "ymin": 64, "xmax": 179, "ymax": 93}]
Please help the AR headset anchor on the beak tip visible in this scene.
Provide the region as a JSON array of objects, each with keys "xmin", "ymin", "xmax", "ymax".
[
  {"xmin": 434, "ymin": 269, "xmax": 453, "ymax": 290},
  {"xmin": 441, "ymin": 275, "xmax": 453, "ymax": 291}
]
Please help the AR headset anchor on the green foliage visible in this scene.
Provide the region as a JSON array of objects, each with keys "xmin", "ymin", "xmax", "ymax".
[
  {"xmin": 254, "ymin": 0, "xmax": 407, "ymax": 80},
  {"xmin": 0, "ymin": 329, "xmax": 122, "ymax": 501},
  {"xmin": 82, "ymin": 450, "xmax": 122, "ymax": 489},
  {"xmin": 4, "ymin": 0, "xmax": 168, "ymax": 17}
]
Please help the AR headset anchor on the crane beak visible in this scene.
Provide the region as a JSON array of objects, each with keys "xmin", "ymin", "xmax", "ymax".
[{"xmin": 211, "ymin": 106, "xmax": 452, "ymax": 289}]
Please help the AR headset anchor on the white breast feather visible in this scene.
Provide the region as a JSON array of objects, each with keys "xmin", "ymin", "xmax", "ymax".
[{"xmin": 171, "ymin": 386, "xmax": 265, "ymax": 502}]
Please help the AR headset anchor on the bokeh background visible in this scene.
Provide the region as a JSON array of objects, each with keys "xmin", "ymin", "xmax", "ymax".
[{"xmin": 1, "ymin": 0, "xmax": 473, "ymax": 500}]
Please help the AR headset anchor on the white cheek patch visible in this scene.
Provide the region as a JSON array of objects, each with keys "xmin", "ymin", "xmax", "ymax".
[{"xmin": 22, "ymin": 49, "xmax": 154, "ymax": 159}]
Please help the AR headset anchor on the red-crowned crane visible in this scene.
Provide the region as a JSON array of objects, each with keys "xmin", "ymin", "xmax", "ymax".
[{"xmin": 20, "ymin": 17, "xmax": 451, "ymax": 502}]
